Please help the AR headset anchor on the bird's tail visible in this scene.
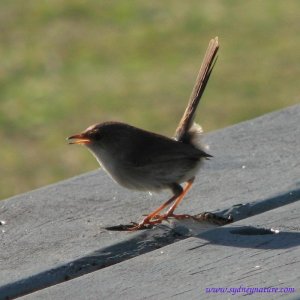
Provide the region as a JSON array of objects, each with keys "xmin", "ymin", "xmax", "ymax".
[{"xmin": 187, "ymin": 122, "xmax": 212, "ymax": 158}]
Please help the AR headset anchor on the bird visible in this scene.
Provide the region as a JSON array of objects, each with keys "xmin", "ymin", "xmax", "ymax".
[{"xmin": 68, "ymin": 37, "xmax": 219, "ymax": 230}]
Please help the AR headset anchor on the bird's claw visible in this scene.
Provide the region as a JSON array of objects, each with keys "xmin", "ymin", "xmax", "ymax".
[{"xmin": 152, "ymin": 213, "xmax": 194, "ymax": 221}]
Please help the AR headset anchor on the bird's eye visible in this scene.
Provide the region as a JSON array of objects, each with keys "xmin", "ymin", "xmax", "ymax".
[{"xmin": 90, "ymin": 129, "xmax": 102, "ymax": 140}]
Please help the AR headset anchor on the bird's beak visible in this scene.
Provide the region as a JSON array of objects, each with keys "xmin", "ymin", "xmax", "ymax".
[{"xmin": 67, "ymin": 133, "xmax": 91, "ymax": 145}]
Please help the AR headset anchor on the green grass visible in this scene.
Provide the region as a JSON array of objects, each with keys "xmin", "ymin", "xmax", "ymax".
[{"xmin": 1, "ymin": 0, "xmax": 299, "ymax": 200}]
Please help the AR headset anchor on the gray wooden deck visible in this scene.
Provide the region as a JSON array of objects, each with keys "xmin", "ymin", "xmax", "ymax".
[{"xmin": 1, "ymin": 105, "xmax": 299, "ymax": 299}]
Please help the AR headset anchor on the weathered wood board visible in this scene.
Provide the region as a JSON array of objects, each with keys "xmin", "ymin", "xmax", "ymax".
[{"xmin": 0, "ymin": 105, "xmax": 299, "ymax": 299}]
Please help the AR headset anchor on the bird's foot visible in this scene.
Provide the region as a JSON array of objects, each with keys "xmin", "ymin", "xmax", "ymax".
[
  {"xmin": 105, "ymin": 212, "xmax": 233, "ymax": 231},
  {"xmin": 152, "ymin": 213, "xmax": 194, "ymax": 222},
  {"xmin": 127, "ymin": 217, "xmax": 163, "ymax": 231},
  {"xmin": 169, "ymin": 213, "xmax": 195, "ymax": 220}
]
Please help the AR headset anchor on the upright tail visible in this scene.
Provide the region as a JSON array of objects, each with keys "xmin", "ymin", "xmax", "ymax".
[{"xmin": 174, "ymin": 37, "xmax": 219, "ymax": 142}]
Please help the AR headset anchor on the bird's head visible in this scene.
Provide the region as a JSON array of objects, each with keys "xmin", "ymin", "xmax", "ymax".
[{"xmin": 67, "ymin": 123, "xmax": 103, "ymax": 146}]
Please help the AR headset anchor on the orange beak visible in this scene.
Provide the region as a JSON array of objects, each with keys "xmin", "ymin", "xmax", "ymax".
[{"xmin": 67, "ymin": 133, "xmax": 91, "ymax": 145}]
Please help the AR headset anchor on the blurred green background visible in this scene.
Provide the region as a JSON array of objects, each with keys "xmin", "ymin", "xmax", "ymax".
[{"xmin": 1, "ymin": 1, "xmax": 299, "ymax": 200}]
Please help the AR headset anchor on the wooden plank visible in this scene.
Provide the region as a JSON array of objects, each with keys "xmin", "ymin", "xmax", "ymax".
[
  {"xmin": 0, "ymin": 105, "xmax": 300, "ymax": 299},
  {"xmin": 22, "ymin": 200, "xmax": 300, "ymax": 300}
]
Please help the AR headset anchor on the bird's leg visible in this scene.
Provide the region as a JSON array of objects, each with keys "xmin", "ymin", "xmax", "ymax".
[
  {"xmin": 129, "ymin": 186, "xmax": 183, "ymax": 231},
  {"xmin": 161, "ymin": 177, "xmax": 195, "ymax": 220},
  {"xmin": 129, "ymin": 179, "xmax": 195, "ymax": 230},
  {"xmin": 129, "ymin": 194, "xmax": 178, "ymax": 230}
]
